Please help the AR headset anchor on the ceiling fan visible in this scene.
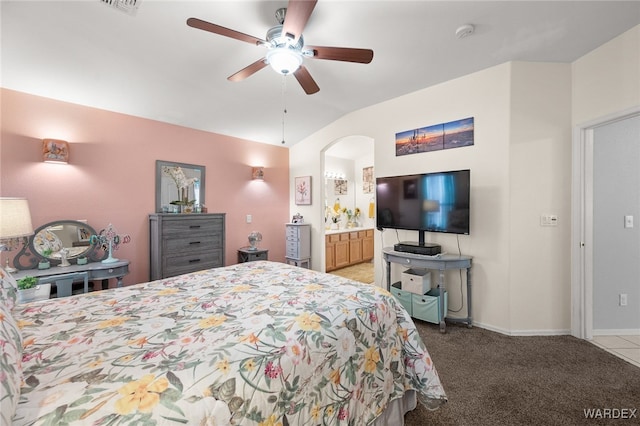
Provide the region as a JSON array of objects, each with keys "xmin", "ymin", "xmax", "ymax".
[{"xmin": 186, "ymin": 0, "xmax": 374, "ymax": 95}]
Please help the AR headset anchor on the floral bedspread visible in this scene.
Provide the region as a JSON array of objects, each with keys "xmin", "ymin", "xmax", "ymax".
[{"xmin": 13, "ymin": 261, "xmax": 446, "ymax": 425}]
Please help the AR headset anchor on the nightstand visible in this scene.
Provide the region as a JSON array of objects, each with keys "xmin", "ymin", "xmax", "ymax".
[{"xmin": 237, "ymin": 247, "xmax": 269, "ymax": 263}]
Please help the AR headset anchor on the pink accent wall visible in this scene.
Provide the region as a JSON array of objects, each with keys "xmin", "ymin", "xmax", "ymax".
[{"xmin": 0, "ymin": 88, "xmax": 290, "ymax": 286}]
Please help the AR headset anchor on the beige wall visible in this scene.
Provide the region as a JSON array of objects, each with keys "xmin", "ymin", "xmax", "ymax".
[
  {"xmin": 291, "ymin": 25, "xmax": 639, "ymax": 334},
  {"xmin": 508, "ymin": 62, "xmax": 572, "ymax": 331},
  {"xmin": 570, "ymin": 24, "xmax": 640, "ymax": 337},
  {"xmin": 572, "ymin": 25, "xmax": 640, "ymax": 125},
  {"xmin": 291, "ymin": 63, "xmax": 519, "ymax": 332},
  {"xmin": 1, "ymin": 89, "xmax": 290, "ymax": 286},
  {"xmin": 289, "ymin": 56, "xmax": 597, "ymax": 334}
]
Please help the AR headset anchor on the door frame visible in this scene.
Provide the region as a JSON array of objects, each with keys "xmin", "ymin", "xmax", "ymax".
[{"xmin": 571, "ymin": 106, "xmax": 640, "ymax": 339}]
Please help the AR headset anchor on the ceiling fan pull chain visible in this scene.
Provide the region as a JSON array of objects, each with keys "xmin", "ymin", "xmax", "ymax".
[{"xmin": 281, "ymin": 75, "xmax": 288, "ymax": 144}]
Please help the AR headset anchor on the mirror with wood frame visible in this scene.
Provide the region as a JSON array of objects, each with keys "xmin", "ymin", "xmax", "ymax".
[{"xmin": 156, "ymin": 160, "xmax": 206, "ymax": 213}]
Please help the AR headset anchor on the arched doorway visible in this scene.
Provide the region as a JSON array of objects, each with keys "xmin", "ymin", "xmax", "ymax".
[{"xmin": 320, "ymin": 135, "xmax": 375, "ymax": 284}]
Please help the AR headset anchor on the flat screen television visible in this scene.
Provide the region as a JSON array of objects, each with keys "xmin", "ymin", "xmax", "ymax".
[{"xmin": 376, "ymin": 169, "xmax": 470, "ymax": 243}]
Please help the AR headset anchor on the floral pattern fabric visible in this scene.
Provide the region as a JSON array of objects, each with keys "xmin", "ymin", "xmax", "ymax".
[{"xmin": 13, "ymin": 261, "xmax": 446, "ymax": 425}]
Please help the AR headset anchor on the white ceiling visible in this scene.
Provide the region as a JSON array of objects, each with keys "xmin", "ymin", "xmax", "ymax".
[{"xmin": 2, "ymin": 1, "xmax": 639, "ymax": 147}]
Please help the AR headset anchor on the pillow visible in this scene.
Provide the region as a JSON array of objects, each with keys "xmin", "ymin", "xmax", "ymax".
[
  {"xmin": 0, "ymin": 266, "xmax": 18, "ymax": 311},
  {"xmin": 0, "ymin": 302, "xmax": 23, "ymax": 424}
]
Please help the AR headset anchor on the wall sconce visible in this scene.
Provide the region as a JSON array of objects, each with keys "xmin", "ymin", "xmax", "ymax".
[
  {"xmin": 43, "ymin": 139, "xmax": 70, "ymax": 164},
  {"xmin": 252, "ymin": 167, "xmax": 265, "ymax": 180}
]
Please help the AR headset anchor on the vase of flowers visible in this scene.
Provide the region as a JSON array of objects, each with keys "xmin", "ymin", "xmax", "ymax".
[
  {"xmin": 327, "ymin": 206, "xmax": 341, "ymax": 229},
  {"xmin": 164, "ymin": 166, "xmax": 197, "ymax": 213}
]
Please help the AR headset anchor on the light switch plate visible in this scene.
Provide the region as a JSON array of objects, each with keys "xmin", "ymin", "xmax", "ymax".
[
  {"xmin": 540, "ymin": 214, "xmax": 558, "ymax": 226},
  {"xmin": 624, "ymin": 215, "xmax": 633, "ymax": 228}
]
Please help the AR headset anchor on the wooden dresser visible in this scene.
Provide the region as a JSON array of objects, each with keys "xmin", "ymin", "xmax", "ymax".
[{"xmin": 149, "ymin": 213, "xmax": 225, "ymax": 280}]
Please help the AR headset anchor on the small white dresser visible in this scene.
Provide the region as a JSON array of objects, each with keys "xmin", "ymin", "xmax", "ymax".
[{"xmin": 285, "ymin": 223, "xmax": 311, "ymax": 269}]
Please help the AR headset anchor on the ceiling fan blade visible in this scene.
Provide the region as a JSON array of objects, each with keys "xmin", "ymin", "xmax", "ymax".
[
  {"xmin": 306, "ymin": 46, "xmax": 374, "ymax": 64},
  {"xmin": 281, "ymin": 0, "xmax": 317, "ymax": 43},
  {"xmin": 293, "ymin": 66, "xmax": 320, "ymax": 95},
  {"xmin": 187, "ymin": 17, "xmax": 265, "ymax": 46},
  {"xmin": 228, "ymin": 58, "xmax": 268, "ymax": 82}
]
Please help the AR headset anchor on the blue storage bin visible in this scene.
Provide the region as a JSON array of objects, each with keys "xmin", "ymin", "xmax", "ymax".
[
  {"xmin": 390, "ymin": 282, "xmax": 413, "ymax": 315},
  {"xmin": 412, "ymin": 288, "xmax": 447, "ymax": 324}
]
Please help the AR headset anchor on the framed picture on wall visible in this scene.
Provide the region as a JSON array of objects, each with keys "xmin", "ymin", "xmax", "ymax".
[
  {"xmin": 363, "ymin": 166, "xmax": 374, "ymax": 193},
  {"xmin": 334, "ymin": 179, "xmax": 348, "ymax": 195},
  {"xmin": 77, "ymin": 227, "xmax": 91, "ymax": 242},
  {"xmin": 295, "ymin": 176, "xmax": 311, "ymax": 205}
]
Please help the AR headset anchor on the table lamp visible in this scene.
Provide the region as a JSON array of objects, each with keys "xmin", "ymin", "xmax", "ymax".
[{"xmin": 0, "ymin": 197, "xmax": 34, "ymax": 273}]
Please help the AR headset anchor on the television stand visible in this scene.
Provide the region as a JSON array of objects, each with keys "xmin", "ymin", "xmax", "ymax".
[{"xmin": 382, "ymin": 247, "xmax": 472, "ymax": 333}]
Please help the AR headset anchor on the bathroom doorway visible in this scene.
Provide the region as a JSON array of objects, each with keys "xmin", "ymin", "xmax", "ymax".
[{"xmin": 321, "ymin": 136, "xmax": 375, "ymax": 284}]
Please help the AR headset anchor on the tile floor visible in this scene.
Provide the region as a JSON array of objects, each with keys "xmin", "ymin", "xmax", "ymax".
[{"xmin": 591, "ymin": 335, "xmax": 640, "ymax": 368}]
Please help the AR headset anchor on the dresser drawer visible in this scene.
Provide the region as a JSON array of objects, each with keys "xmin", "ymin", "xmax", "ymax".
[
  {"xmin": 286, "ymin": 226, "xmax": 300, "ymax": 239},
  {"xmin": 286, "ymin": 236, "xmax": 300, "ymax": 257},
  {"xmin": 285, "ymin": 239, "xmax": 297, "ymax": 250},
  {"xmin": 161, "ymin": 217, "xmax": 222, "ymax": 236},
  {"xmin": 150, "ymin": 213, "xmax": 226, "ymax": 280},
  {"xmin": 250, "ymin": 251, "xmax": 268, "ymax": 261},
  {"xmin": 163, "ymin": 250, "xmax": 223, "ymax": 278},
  {"xmin": 163, "ymin": 235, "xmax": 220, "ymax": 254},
  {"xmin": 285, "ymin": 223, "xmax": 310, "ymax": 261},
  {"xmin": 327, "ymin": 234, "xmax": 340, "ymax": 243},
  {"xmin": 286, "ymin": 246, "xmax": 300, "ymax": 258}
]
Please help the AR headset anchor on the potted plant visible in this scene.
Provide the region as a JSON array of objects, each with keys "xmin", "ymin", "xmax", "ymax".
[
  {"xmin": 17, "ymin": 276, "xmax": 51, "ymax": 303},
  {"xmin": 38, "ymin": 249, "xmax": 52, "ymax": 269}
]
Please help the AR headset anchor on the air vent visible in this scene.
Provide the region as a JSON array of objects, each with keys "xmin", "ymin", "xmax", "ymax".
[{"xmin": 100, "ymin": 0, "xmax": 140, "ymax": 16}]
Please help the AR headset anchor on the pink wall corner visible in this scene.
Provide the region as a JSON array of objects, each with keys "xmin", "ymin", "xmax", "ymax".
[{"xmin": 1, "ymin": 88, "xmax": 290, "ymax": 286}]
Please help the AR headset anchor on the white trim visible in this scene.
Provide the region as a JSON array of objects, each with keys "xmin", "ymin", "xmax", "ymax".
[
  {"xmin": 571, "ymin": 106, "xmax": 640, "ymax": 340},
  {"xmin": 472, "ymin": 321, "xmax": 570, "ymax": 336},
  {"xmin": 592, "ymin": 329, "xmax": 640, "ymax": 336}
]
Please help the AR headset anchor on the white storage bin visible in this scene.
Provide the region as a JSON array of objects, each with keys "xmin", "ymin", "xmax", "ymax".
[{"xmin": 401, "ymin": 268, "xmax": 431, "ymax": 294}]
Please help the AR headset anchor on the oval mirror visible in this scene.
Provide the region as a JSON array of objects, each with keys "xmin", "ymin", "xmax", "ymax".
[{"xmin": 14, "ymin": 220, "xmax": 106, "ymax": 269}]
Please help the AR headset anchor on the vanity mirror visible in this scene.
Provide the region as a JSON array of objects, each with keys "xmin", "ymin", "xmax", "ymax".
[
  {"xmin": 13, "ymin": 220, "xmax": 107, "ymax": 270},
  {"xmin": 156, "ymin": 160, "xmax": 206, "ymax": 213}
]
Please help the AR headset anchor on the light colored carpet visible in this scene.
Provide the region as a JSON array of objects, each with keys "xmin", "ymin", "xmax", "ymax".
[{"xmin": 330, "ymin": 262, "xmax": 374, "ymax": 284}]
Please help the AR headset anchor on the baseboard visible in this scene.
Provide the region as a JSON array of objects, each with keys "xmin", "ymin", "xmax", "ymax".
[
  {"xmin": 593, "ymin": 329, "xmax": 640, "ymax": 336},
  {"xmin": 470, "ymin": 321, "xmax": 571, "ymax": 337}
]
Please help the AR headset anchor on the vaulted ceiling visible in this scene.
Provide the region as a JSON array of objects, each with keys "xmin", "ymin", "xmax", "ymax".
[{"xmin": 2, "ymin": 1, "xmax": 639, "ymax": 146}]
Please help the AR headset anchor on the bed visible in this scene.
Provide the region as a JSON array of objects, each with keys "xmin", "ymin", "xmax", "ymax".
[{"xmin": 1, "ymin": 261, "xmax": 446, "ymax": 425}]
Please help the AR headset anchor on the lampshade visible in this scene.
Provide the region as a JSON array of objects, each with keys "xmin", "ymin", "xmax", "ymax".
[
  {"xmin": 267, "ymin": 48, "xmax": 302, "ymax": 75},
  {"xmin": 43, "ymin": 139, "xmax": 70, "ymax": 163},
  {"xmin": 0, "ymin": 198, "xmax": 34, "ymax": 239}
]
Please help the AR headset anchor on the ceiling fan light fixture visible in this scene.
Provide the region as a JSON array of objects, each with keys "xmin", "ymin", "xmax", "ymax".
[{"xmin": 267, "ymin": 48, "xmax": 302, "ymax": 75}]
